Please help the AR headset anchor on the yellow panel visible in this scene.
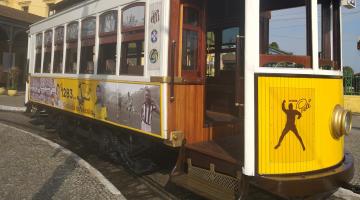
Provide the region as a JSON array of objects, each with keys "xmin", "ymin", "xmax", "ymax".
[
  {"xmin": 258, "ymin": 76, "xmax": 344, "ymax": 175},
  {"xmin": 29, "ymin": 76, "xmax": 164, "ymax": 139}
]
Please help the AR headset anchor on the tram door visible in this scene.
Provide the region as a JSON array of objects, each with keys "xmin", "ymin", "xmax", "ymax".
[
  {"xmin": 177, "ymin": 0, "xmax": 244, "ymax": 145},
  {"xmin": 205, "ymin": 0, "xmax": 245, "ymax": 140}
]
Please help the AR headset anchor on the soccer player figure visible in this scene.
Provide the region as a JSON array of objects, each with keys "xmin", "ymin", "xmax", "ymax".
[
  {"xmin": 140, "ymin": 88, "xmax": 159, "ymax": 133},
  {"xmin": 274, "ymin": 100, "xmax": 306, "ymax": 151},
  {"xmin": 94, "ymin": 84, "xmax": 107, "ymax": 120}
]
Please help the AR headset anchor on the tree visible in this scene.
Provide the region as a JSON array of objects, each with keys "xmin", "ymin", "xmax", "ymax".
[
  {"xmin": 269, "ymin": 42, "xmax": 279, "ymax": 50},
  {"xmin": 343, "ymin": 66, "xmax": 354, "ymax": 77}
]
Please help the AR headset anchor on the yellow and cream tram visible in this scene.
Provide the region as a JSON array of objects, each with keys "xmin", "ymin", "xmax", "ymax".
[{"xmin": 27, "ymin": 0, "xmax": 355, "ymax": 199}]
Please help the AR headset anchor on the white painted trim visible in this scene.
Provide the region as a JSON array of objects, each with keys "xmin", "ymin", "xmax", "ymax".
[
  {"xmin": 243, "ymin": 0, "xmax": 258, "ymax": 176},
  {"xmin": 339, "ymin": 6, "xmax": 343, "ymax": 73},
  {"xmin": 161, "ymin": 0, "xmax": 170, "ymax": 77},
  {"xmin": 312, "ymin": 0, "xmax": 319, "ymax": 73},
  {"xmin": 94, "ymin": 14, "xmax": 100, "ymax": 75},
  {"xmin": 144, "ymin": 2, "xmax": 150, "ymax": 78},
  {"xmin": 77, "ymin": 19, "xmax": 81, "ymax": 75},
  {"xmin": 62, "ymin": 24, "xmax": 67, "ymax": 74},
  {"xmin": 116, "ymin": 8, "xmax": 122, "ymax": 76},
  {"xmin": 31, "ymin": 73, "xmax": 151, "ymax": 82},
  {"xmin": 50, "ymin": 27, "xmax": 55, "ymax": 74},
  {"xmin": 40, "ymin": 31, "xmax": 45, "ymax": 74}
]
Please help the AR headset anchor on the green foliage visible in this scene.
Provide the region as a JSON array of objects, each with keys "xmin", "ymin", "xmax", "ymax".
[
  {"xmin": 269, "ymin": 42, "xmax": 279, "ymax": 50},
  {"xmin": 343, "ymin": 66, "xmax": 354, "ymax": 77}
]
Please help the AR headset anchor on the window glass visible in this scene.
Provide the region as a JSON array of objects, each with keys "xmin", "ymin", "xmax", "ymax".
[
  {"xmin": 67, "ymin": 22, "xmax": 79, "ymax": 41},
  {"xmin": 34, "ymin": 33, "xmax": 42, "ymax": 73},
  {"xmin": 43, "ymin": 30, "xmax": 53, "ymax": 73},
  {"xmin": 100, "ymin": 11, "xmax": 117, "ymax": 34},
  {"xmin": 81, "ymin": 17, "xmax": 96, "ymax": 38},
  {"xmin": 80, "ymin": 17, "xmax": 96, "ymax": 74},
  {"xmin": 65, "ymin": 22, "xmax": 79, "ymax": 74},
  {"xmin": 120, "ymin": 4, "xmax": 145, "ymax": 76},
  {"xmin": 54, "ymin": 27, "xmax": 64, "ymax": 73},
  {"xmin": 98, "ymin": 11, "xmax": 118, "ymax": 75},
  {"xmin": 184, "ymin": 7, "xmax": 199, "ymax": 26},
  {"xmin": 318, "ymin": 1, "xmax": 340, "ymax": 70},
  {"xmin": 259, "ymin": 0, "xmax": 312, "ymax": 68},
  {"xmin": 120, "ymin": 41, "xmax": 144, "ymax": 76},
  {"xmin": 222, "ymin": 27, "xmax": 239, "ymax": 49},
  {"xmin": 122, "ymin": 5, "xmax": 145, "ymax": 30},
  {"xmin": 182, "ymin": 30, "xmax": 198, "ymax": 71}
]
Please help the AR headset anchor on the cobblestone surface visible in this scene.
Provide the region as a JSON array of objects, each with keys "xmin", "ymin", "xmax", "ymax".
[
  {"xmin": 0, "ymin": 123, "xmax": 124, "ymax": 200},
  {"xmin": 346, "ymin": 114, "xmax": 360, "ymax": 186}
]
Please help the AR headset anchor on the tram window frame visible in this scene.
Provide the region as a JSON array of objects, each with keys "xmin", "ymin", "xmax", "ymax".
[
  {"xmin": 43, "ymin": 29, "xmax": 53, "ymax": 73},
  {"xmin": 53, "ymin": 26, "xmax": 64, "ymax": 73},
  {"xmin": 120, "ymin": 3, "xmax": 145, "ymax": 76},
  {"xmin": 318, "ymin": 0, "xmax": 341, "ymax": 70},
  {"xmin": 80, "ymin": 17, "xmax": 96, "ymax": 74},
  {"xmin": 34, "ymin": 33, "xmax": 43, "ymax": 73},
  {"xmin": 180, "ymin": 5, "xmax": 203, "ymax": 80},
  {"xmin": 259, "ymin": 0, "xmax": 313, "ymax": 69},
  {"xmin": 65, "ymin": 21, "xmax": 79, "ymax": 74},
  {"xmin": 98, "ymin": 10, "xmax": 118, "ymax": 75}
]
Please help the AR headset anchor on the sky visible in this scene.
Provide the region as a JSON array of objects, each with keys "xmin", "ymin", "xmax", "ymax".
[{"xmin": 268, "ymin": 1, "xmax": 360, "ymax": 72}]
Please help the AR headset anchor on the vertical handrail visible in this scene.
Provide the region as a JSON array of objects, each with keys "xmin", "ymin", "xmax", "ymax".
[{"xmin": 170, "ymin": 40, "xmax": 176, "ymax": 102}]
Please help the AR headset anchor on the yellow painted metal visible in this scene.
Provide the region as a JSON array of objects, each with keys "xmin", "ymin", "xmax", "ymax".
[{"xmin": 257, "ymin": 76, "xmax": 344, "ymax": 175}]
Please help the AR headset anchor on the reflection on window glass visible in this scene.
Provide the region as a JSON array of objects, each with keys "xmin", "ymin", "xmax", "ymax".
[
  {"xmin": 35, "ymin": 33, "xmax": 42, "ymax": 73},
  {"xmin": 82, "ymin": 18, "xmax": 96, "ymax": 38},
  {"xmin": 122, "ymin": 6, "xmax": 145, "ymax": 29},
  {"xmin": 67, "ymin": 22, "xmax": 79, "ymax": 41},
  {"xmin": 43, "ymin": 30, "xmax": 53, "ymax": 73},
  {"xmin": 98, "ymin": 43, "xmax": 116, "ymax": 75},
  {"xmin": 206, "ymin": 53, "xmax": 215, "ymax": 77},
  {"xmin": 182, "ymin": 30, "xmax": 198, "ymax": 71},
  {"xmin": 184, "ymin": 7, "xmax": 198, "ymax": 26},
  {"xmin": 53, "ymin": 50, "xmax": 63, "ymax": 73},
  {"xmin": 120, "ymin": 41, "xmax": 144, "ymax": 76},
  {"xmin": 65, "ymin": 48, "xmax": 77, "ymax": 74},
  {"xmin": 268, "ymin": 7, "xmax": 306, "ymax": 55},
  {"xmin": 80, "ymin": 46, "xmax": 95, "ymax": 74},
  {"xmin": 220, "ymin": 52, "xmax": 236, "ymax": 71},
  {"xmin": 100, "ymin": 11, "xmax": 117, "ymax": 33},
  {"xmin": 54, "ymin": 27, "xmax": 64, "ymax": 73},
  {"xmin": 207, "ymin": 31, "xmax": 215, "ymax": 51},
  {"xmin": 222, "ymin": 27, "xmax": 238, "ymax": 49}
]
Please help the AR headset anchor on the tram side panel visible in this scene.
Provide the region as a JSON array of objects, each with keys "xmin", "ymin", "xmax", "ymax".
[
  {"xmin": 256, "ymin": 75, "xmax": 344, "ymax": 175},
  {"xmin": 29, "ymin": 76, "xmax": 165, "ymax": 139}
]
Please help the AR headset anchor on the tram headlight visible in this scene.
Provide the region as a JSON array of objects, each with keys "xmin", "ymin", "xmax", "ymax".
[{"xmin": 331, "ymin": 105, "xmax": 352, "ymax": 138}]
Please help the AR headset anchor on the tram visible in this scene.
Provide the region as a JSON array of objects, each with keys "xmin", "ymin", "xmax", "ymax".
[{"xmin": 27, "ymin": 0, "xmax": 355, "ymax": 199}]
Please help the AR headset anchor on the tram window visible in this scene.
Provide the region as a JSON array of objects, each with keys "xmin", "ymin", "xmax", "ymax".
[
  {"xmin": 43, "ymin": 30, "xmax": 53, "ymax": 73},
  {"xmin": 206, "ymin": 32, "xmax": 215, "ymax": 77},
  {"xmin": 182, "ymin": 30, "xmax": 198, "ymax": 71},
  {"xmin": 181, "ymin": 6, "xmax": 201, "ymax": 73},
  {"xmin": 222, "ymin": 27, "xmax": 239, "ymax": 50},
  {"xmin": 65, "ymin": 22, "xmax": 79, "ymax": 74},
  {"xmin": 260, "ymin": 0, "xmax": 312, "ymax": 68},
  {"xmin": 53, "ymin": 26, "xmax": 64, "ymax": 73},
  {"xmin": 80, "ymin": 17, "xmax": 96, "ymax": 74},
  {"xmin": 120, "ymin": 41, "xmax": 144, "ymax": 75},
  {"xmin": 98, "ymin": 11, "xmax": 117, "ymax": 75},
  {"xmin": 34, "ymin": 33, "xmax": 42, "ymax": 73},
  {"xmin": 318, "ymin": 0, "xmax": 341, "ymax": 70},
  {"xmin": 120, "ymin": 4, "xmax": 145, "ymax": 76}
]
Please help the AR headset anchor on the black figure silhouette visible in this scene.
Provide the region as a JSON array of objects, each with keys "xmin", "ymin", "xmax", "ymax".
[{"xmin": 274, "ymin": 100, "xmax": 306, "ymax": 151}]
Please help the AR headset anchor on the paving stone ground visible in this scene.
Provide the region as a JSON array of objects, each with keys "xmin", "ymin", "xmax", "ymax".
[
  {"xmin": 346, "ymin": 114, "xmax": 360, "ymax": 186},
  {"xmin": 0, "ymin": 93, "xmax": 25, "ymax": 107},
  {"xmin": 0, "ymin": 123, "xmax": 125, "ymax": 200}
]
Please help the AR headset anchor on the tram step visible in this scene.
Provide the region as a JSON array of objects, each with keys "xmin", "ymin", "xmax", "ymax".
[{"xmin": 171, "ymin": 159, "xmax": 239, "ymax": 200}]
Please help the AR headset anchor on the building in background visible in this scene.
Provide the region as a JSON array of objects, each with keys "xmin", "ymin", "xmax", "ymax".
[
  {"xmin": 0, "ymin": 0, "xmax": 63, "ymax": 17},
  {"xmin": 0, "ymin": 5, "xmax": 43, "ymax": 90}
]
